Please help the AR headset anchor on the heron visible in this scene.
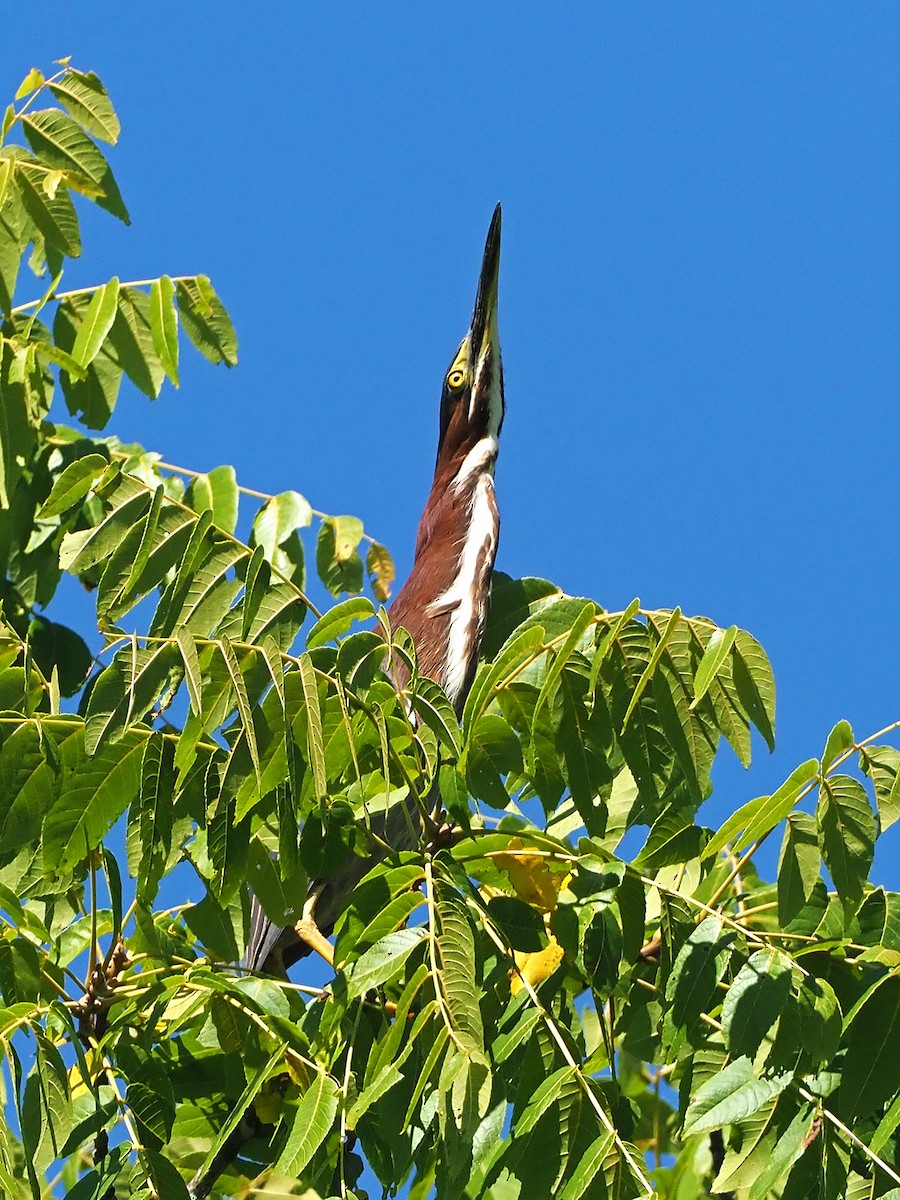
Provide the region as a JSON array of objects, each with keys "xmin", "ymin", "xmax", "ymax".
[{"xmin": 244, "ymin": 204, "xmax": 504, "ymax": 976}]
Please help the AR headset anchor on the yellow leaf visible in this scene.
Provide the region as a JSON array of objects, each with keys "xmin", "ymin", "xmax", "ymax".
[
  {"xmin": 495, "ymin": 839, "xmax": 569, "ymax": 912},
  {"xmin": 15, "ymin": 68, "xmax": 44, "ymax": 100},
  {"xmin": 511, "ymin": 935, "xmax": 565, "ymax": 995}
]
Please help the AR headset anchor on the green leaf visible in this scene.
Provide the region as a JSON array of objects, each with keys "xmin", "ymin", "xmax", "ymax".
[
  {"xmin": 84, "ymin": 642, "xmax": 183, "ymax": 753},
  {"xmin": 316, "ymin": 515, "xmax": 365, "ymax": 596},
  {"xmin": 26, "ymin": 1034, "xmax": 72, "ymax": 1171},
  {"xmin": 620, "ymin": 606, "xmax": 681, "ymax": 730},
  {"xmin": 306, "ymin": 596, "xmax": 375, "ymax": 649},
  {"xmin": 17, "ymin": 161, "xmax": 81, "ymax": 257},
  {"xmin": 191, "ymin": 1040, "xmax": 287, "ymax": 1185},
  {"xmin": 187, "ymin": 464, "xmax": 239, "ymax": 533},
  {"xmin": 840, "ymin": 973, "xmax": 900, "ymax": 1120},
  {"xmin": 22, "ymin": 105, "xmax": 104, "ymax": 178},
  {"xmin": 59, "ymin": 478, "xmax": 149, "ymax": 573},
  {"xmin": 435, "ymin": 879, "xmax": 485, "ymax": 1055},
  {"xmin": 333, "ymin": 860, "xmax": 426, "ymax": 965},
  {"xmin": 557, "ymin": 1132, "xmax": 615, "ymax": 1200},
  {"xmin": 465, "ymin": 712, "xmax": 522, "ymax": 810},
  {"xmin": 275, "ymin": 1071, "xmax": 340, "ymax": 1177},
  {"xmin": 148, "ymin": 524, "xmax": 240, "ymax": 637},
  {"xmin": 149, "ymin": 275, "xmax": 179, "ymax": 385},
  {"xmin": 183, "ymin": 891, "xmax": 242, "ymax": 961},
  {"xmin": 703, "ymin": 758, "xmax": 818, "ymax": 860},
  {"xmin": 344, "ymin": 929, "xmax": 426, "ymax": 998},
  {"xmin": 42, "ymin": 732, "xmax": 143, "ymax": 872},
  {"xmin": 0, "ymin": 344, "xmax": 34, "ymax": 508},
  {"xmin": 251, "ymin": 490, "xmax": 312, "ymax": 560},
  {"xmin": 690, "ymin": 624, "xmax": 737, "ymax": 708},
  {"xmin": 732, "ymin": 629, "xmax": 776, "ymax": 750},
  {"xmin": 487, "ymin": 895, "xmax": 546, "ymax": 952},
  {"xmin": 822, "ymin": 719, "xmax": 854, "ymax": 770},
  {"xmin": 49, "ymin": 70, "xmax": 120, "ymax": 143},
  {"xmin": 411, "ymin": 677, "xmax": 462, "ymax": 756},
  {"xmin": 69, "ymin": 277, "xmax": 119, "ymax": 368},
  {"xmin": 531, "ymin": 600, "xmax": 596, "ymax": 725},
  {"xmin": 127, "ymin": 732, "xmax": 175, "ymax": 902},
  {"xmin": 860, "ymin": 745, "xmax": 900, "ymax": 834},
  {"xmin": 463, "ymin": 623, "xmax": 545, "ymax": 735},
  {"xmin": 27, "ymin": 616, "xmax": 92, "ymax": 698},
  {"xmin": 175, "ymin": 275, "xmax": 238, "ymax": 366},
  {"xmin": 856, "ymin": 887, "xmax": 900, "ymax": 957},
  {"xmin": 663, "ymin": 916, "xmax": 732, "ymax": 1051},
  {"xmin": 108, "ymin": 286, "xmax": 164, "ymax": 397},
  {"xmin": 636, "ymin": 804, "xmax": 705, "ymax": 870},
  {"xmin": 816, "ymin": 773, "xmax": 875, "ymax": 907},
  {"xmin": 217, "ymin": 636, "xmax": 261, "ymax": 793},
  {"xmin": 297, "ymin": 652, "xmax": 326, "ymax": 801},
  {"xmin": 682, "ymin": 1055, "xmax": 791, "ymax": 1136},
  {"xmin": 37, "ymin": 452, "xmax": 107, "ymax": 518},
  {"xmin": 777, "ymin": 811, "xmax": 820, "ymax": 925},
  {"xmin": 55, "ymin": 303, "xmax": 123, "ymax": 428},
  {"xmin": 721, "ymin": 948, "xmax": 792, "ymax": 1058},
  {"xmin": 796, "ymin": 976, "xmax": 840, "ymax": 1067},
  {"xmin": 747, "ymin": 1103, "xmax": 816, "ymax": 1200},
  {"xmin": 0, "ymin": 722, "xmax": 56, "ymax": 852}
]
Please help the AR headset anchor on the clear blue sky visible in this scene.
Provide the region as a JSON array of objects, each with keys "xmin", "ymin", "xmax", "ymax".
[{"xmin": 8, "ymin": 8, "xmax": 900, "ymax": 882}]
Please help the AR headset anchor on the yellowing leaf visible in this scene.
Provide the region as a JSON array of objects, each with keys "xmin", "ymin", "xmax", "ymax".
[
  {"xmin": 495, "ymin": 839, "xmax": 568, "ymax": 912},
  {"xmin": 511, "ymin": 935, "xmax": 564, "ymax": 995},
  {"xmin": 15, "ymin": 68, "xmax": 44, "ymax": 100}
]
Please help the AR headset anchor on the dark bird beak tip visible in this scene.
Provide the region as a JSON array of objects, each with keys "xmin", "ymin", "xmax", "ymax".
[{"xmin": 471, "ymin": 205, "xmax": 502, "ymax": 350}]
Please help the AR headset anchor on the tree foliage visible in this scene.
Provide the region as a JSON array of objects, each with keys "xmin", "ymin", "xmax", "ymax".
[{"xmin": 1, "ymin": 62, "xmax": 900, "ymax": 1200}]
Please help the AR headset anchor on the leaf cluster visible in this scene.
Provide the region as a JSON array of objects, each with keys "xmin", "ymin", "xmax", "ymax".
[{"xmin": 1, "ymin": 62, "xmax": 900, "ymax": 1200}]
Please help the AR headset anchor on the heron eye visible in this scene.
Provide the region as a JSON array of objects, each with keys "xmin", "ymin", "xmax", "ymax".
[{"xmin": 447, "ymin": 369, "xmax": 465, "ymax": 390}]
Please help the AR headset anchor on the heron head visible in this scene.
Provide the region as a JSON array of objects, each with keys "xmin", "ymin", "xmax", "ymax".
[{"xmin": 436, "ymin": 204, "xmax": 504, "ymax": 470}]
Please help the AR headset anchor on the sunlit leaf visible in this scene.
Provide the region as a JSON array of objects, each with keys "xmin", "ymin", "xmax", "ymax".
[
  {"xmin": 703, "ymin": 758, "xmax": 818, "ymax": 860},
  {"xmin": 682, "ymin": 1056, "xmax": 791, "ymax": 1136},
  {"xmin": 49, "ymin": 69, "xmax": 120, "ymax": 142},
  {"xmin": 816, "ymin": 773, "xmax": 875, "ymax": 908},
  {"xmin": 69, "ymin": 277, "xmax": 119, "ymax": 368},
  {"xmin": 149, "ymin": 275, "xmax": 179, "ymax": 385},
  {"xmin": 275, "ymin": 1071, "xmax": 339, "ymax": 1177},
  {"xmin": 37, "ymin": 452, "xmax": 107, "ymax": 518}
]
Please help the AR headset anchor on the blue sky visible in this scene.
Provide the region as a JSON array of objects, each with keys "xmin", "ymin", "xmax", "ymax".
[{"xmin": 8, "ymin": 8, "xmax": 900, "ymax": 882}]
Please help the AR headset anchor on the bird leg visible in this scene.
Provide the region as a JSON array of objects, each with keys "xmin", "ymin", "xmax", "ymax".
[{"xmin": 293, "ymin": 887, "xmax": 334, "ymax": 966}]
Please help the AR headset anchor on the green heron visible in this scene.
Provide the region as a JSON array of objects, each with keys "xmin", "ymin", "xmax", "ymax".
[{"xmin": 245, "ymin": 205, "xmax": 504, "ymax": 975}]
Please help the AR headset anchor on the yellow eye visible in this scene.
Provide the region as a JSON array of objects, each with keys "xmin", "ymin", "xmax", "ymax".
[{"xmin": 447, "ymin": 369, "xmax": 465, "ymax": 390}]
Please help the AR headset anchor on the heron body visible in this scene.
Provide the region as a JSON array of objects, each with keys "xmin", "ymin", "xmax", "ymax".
[{"xmin": 245, "ymin": 206, "xmax": 504, "ymax": 975}]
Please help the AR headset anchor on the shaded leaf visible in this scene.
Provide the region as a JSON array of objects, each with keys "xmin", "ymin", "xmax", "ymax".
[
  {"xmin": 722, "ymin": 948, "xmax": 792, "ymax": 1058},
  {"xmin": 840, "ymin": 973, "xmax": 900, "ymax": 1121},
  {"xmin": 690, "ymin": 624, "xmax": 737, "ymax": 709},
  {"xmin": 777, "ymin": 811, "xmax": 820, "ymax": 925},
  {"xmin": 175, "ymin": 275, "xmax": 237, "ymax": 365}
]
